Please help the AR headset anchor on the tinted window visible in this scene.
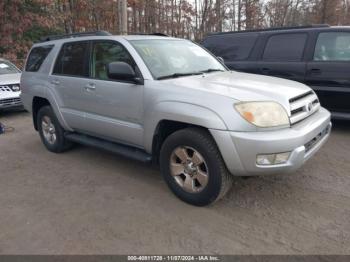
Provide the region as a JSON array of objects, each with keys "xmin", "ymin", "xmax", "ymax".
[
  {"xmin": 202, "ymin": 33, "xmax": 258, "ymax": 61},
  {"xmin": 0, "ymin": 60, "xmax": 21, "ymax": 75},
  {"xmin": 263, "ymin": 33, "xmax": 307, "ymax": 61},
  {"xmin": 314, "ymin": 32, "xmax": 350, "ymax": 61},
  {"xmin": 25, "ymin": 45, "xmax": 53, "ymax": 72},
  {"xmin": 92, "ymin": 41, "xmax": 134, "ymax": 80},
  {"xmin": 53, "ymin": 41, "xmax": 89, "ymax": 77}
]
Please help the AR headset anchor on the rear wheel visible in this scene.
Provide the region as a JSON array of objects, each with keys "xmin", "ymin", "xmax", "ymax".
[
  {"xmin": 37, "ymin": 106, "xmax": 72, "ymax": 153},
  {"xmin": 160, "ymin": 128, "xmax": 233, "ymax": 206}
]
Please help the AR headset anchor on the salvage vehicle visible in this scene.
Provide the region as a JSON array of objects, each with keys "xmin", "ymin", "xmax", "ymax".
[
  {"xmin": 0, "ymin": 59, "xmax": 22, "ymax": 110},
  {"xmin": 21, "ymin": 31, "xmax": 332, "ymax": 206},
  {"xmin": 202, "ymin": 25, "xmax": 350, "ymax": 120}
]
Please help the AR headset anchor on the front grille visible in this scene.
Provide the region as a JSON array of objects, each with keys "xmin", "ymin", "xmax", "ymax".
[
  {"xmin": 0, "ymin": 97, "xmax": 22, "ymax": 107},
  {"xmin": 304, "ymin": 125, "xmax": 331, "ymax": 153},
  {"xmin": 289, "ymin": 91, "xmax": 320, "ymax": 125}
]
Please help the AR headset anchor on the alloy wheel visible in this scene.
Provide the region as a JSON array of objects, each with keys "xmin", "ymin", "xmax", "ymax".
[{"xmin": 170, "ymin": 146, "xmax": 209, "ymax": 193}]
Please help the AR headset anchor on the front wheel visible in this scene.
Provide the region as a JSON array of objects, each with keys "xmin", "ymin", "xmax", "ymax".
[{"xmin": 160, "ymin": 128, "xmax": 233, "ymax": 206}]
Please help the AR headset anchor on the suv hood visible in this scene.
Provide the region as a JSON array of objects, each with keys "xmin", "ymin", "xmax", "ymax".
[{"xmin": 164, "ymin": 71, "xmax": 312, "ymax": 111}]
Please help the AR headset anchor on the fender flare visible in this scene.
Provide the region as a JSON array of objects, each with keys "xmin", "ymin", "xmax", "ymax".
[{"xmin": 143, "ymin": 101, "xmax": 228, "ymax": 152}]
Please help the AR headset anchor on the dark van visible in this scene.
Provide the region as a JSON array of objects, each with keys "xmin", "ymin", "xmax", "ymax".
[{"xmin": 202, "ymin": 25, "xmax": 350, "ymax": 120}]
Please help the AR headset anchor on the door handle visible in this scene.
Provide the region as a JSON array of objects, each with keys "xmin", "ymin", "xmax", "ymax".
[
  {"xmin": 310, "ymin": 68, "xmax": 321, "ymax": 74},
  {"xmin": 51, "ymin": 79, "xmax": 60, "ymax": 85},
  {"xmin": 261, "ymin": 68, "xmax": 270, "ymax": 74},
  {"xmin": 84, "ymin": 83, "xmax": 96, "ymax": 91}
]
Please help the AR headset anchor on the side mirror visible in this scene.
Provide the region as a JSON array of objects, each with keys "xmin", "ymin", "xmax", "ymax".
[
  {"xmin": 217, "ymin": 57, "xmax": 224, "ymax": 64},
  {"xmin": 107, "ymin": 62, "xmax": 143, "ymax": 84}
]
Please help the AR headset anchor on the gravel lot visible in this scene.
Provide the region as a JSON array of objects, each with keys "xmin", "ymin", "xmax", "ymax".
[{"xmin": 0, "ymin": 110, "xmax": 349, "ymax": 255}]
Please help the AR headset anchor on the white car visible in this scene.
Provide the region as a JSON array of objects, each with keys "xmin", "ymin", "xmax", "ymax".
[{"xmin": 0, "ymin": 59, "xmax": 22, "ymax": 110}]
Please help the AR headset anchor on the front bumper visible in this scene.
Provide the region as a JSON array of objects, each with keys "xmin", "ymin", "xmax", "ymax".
[
  {"xmin": 210, "ymin": 107, "xmax": 332, "ymax": 176},
  {"xmin": 0, "ymin": 95, "xmax": 22, "ymax": 109}
]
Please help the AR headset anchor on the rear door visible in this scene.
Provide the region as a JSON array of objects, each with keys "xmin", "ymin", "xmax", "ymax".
[
  {"xmin": 50, "ymin": 41, "xmax": 91, "ymax": 129},
  {"xmin": 257, "ymin": 33, "xmax": 308, "ymax": 83},
  {"xmin": 305, "ymin": 31, "xmax": 350, "ymax": 115}
]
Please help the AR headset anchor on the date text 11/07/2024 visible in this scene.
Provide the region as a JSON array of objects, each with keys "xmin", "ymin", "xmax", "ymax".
[{"xmin": 127, "ymin": 255, "xmax": 220, "ymax": 261}]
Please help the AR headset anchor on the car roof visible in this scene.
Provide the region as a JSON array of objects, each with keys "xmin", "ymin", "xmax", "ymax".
[
  {"xmin": 205, "ymin": 25, "xmax": 350, "ymax": 38},
  {"xmin": 32, "ymin": 34, "xmax": 181, "ymax": 47}
]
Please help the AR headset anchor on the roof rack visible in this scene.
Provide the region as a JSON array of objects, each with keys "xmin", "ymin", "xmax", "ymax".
[
  {"xmin": 40, "ymin": 30, "xmax": 112, "ymax": 42},
  {"xmin": 208, "ymin": 24, "xmax": 330, "ymax": 36},
  {"xmin": 131, "ymin": 32, "xmax": 169, "ymax": 37}
]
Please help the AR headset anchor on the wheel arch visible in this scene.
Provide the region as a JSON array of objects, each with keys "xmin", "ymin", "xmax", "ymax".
[
  {"xmin": 151, "ymin": 120, "xmax": 205, "ymax": 164},
  {"xmin": 32, "ymin": 97, "xmax": 50, "ymax": 130},
  {"xmin": 147, "ymin": 102, "xmax": 228, "ymax": 165},
  {"xmin": 32, "ymin": 95, "xmax": 71, "ymax": 131}
]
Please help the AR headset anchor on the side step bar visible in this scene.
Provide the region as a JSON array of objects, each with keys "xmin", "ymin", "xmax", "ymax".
[{"xmin": 65, "ymin": 133, "xmax": 152, "ymax": 163}]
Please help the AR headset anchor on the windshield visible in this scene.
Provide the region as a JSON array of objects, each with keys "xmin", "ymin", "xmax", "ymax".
[
  {"xmin": 130, "ymin": 39, "xmax": 226, "ymax": 80},
  {"xmin": 0, "ymin": 60, "xmax": 21, "ymax": 75}
]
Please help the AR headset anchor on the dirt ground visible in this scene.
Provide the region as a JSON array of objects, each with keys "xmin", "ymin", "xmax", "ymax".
[{"xmin": 0, "ymin": 110, "xmax": 349, "ymax": 255}]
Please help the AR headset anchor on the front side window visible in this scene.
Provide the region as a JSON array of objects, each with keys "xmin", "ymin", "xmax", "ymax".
[
  {"xmin": 53, "ymin": 41, "xmax": 89, "ymax": 77},
  {"xmin": 263, "ymin": 33, "xmax": 307, "ymax": 61},
  {"xmin": 91, "ymin": 41, "xmax": 134, "ymax": 80},
  {"xmin": 314, "ymin": 32, "xmax": 350, "ymax": 61},
  {"xmin": 25, "ymin": 45, "xmax": 53, "ymax": 72},
  {"xmin": 0, "ymin": 60, "xmax": 21, "ymax": 75},
  {"xmin": 130, "ymin": 39, "xmax": 226, "ymax": 79}
]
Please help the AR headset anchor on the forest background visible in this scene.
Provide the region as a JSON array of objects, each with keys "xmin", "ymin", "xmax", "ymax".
[{"xmin": 1, "ymin": 0, "xmax": 349, "ymax": 66}]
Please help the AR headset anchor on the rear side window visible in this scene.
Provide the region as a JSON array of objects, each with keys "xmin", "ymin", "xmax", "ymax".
[
  {"xmin": 263, "ymin": 33, "xmax": 307, "ymax": 61},
  {"xmin": 53, "ymin": 41, "xmax": 89, "ymax": 77},
  {"xmin": 25, "ymin": 45, "xmax": 54, "ymax": 72},
  {"xmin": 202, "ymin": 33, "xmax": 258, "ymax": 61},
  {"xmin": 314, "ymin": 32, "xmax": 350, "ymax": 61}
]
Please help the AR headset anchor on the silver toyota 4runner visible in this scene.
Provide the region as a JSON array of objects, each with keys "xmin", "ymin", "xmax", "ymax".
[{"xmin": 21, "ymin": 32, "xmax": 332, "ymax": 206}]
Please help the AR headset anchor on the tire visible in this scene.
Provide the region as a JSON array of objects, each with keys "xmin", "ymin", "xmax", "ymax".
[
  {"xmin": 160, "ymin": 128, "xmax": 233, "ymax": 206},
  {"xmin": 37, "ymin": 105, "xmax": 72, "ymax": 153}
]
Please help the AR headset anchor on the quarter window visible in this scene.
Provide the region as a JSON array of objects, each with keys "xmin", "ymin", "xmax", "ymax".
[
  {"xmin": 53, "ymin": 41, "xmax": 89, "ymax": 77},
  {"xmin": 91, "ymin": 41, "xmax": 134, "ymax": 80},
  {"xmin": 263, "ymin": 33, "xmax": 307, "ymax": 61},
  {"xmin": 314, "ymin": 32, "xmax": 350, "ymax": 61},
  {"xmin": 25, "ymin": 45, "xmax": 54, "ymax": 72}
]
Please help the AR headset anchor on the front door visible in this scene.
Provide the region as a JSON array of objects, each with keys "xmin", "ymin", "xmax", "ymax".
[
  {"xmin": 82, "ymin": 40, "xmax": 144, "ymax": 147},
  {"xmin": 306, "ymin": 31, "xmax": 350, "ymax": 115}
]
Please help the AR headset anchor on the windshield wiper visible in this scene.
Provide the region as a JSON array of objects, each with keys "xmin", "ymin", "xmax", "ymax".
[
  {"xmin": 157, "ymin": 69, "xmax": 225, "ymax": 80},
  {"xmin": 157, "ymin": 72, "xmax": 203, "ymax": 80},
  {"xmin": 199, "ymin": 68, "xmax": 225, "ymax": 73}
]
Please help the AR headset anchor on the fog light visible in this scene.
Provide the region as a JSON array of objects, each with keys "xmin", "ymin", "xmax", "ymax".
[
  {"xmin": 256, "ymin": 154, "xmax": 276, "ymax": 165},
  {"xmin": 274, "ymin": 152, "xmax": 291, "ymax": 164},
  {"xmin": 257, "ymin": 152, "xmax": 291, "ymax": 166}
]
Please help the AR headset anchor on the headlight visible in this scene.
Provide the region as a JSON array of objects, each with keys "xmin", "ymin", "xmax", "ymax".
[
  {"xmin": 234, "ymin": 101, "xmax": 290, "ymax": 128},
  {"xmin": 11, "ymin": 84, "xmax": 20, "ymax": 92}
]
